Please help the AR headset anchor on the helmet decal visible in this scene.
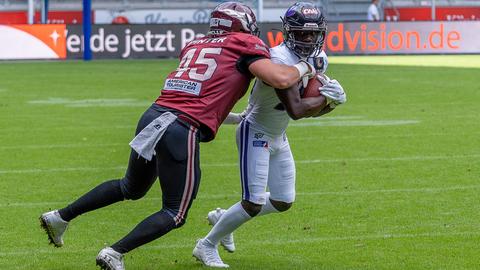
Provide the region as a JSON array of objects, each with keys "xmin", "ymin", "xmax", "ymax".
[
  {"xmin": 304, "ymin": 23, "xmax": 320, "ymax": 28},
  {"xmin": 208, "ymin": 1, "xmax": 259, "ymax": 36},
  {"xmin": 285, "ymin": 7, "xmax": 296, "ymax": 17},
  {"xmin": 302, "ymin": 8, "xmax": 319, "ymax": 16},
  {"xmin": 210, "ymin": 18, "xmax": 233, "ymax": 28}
]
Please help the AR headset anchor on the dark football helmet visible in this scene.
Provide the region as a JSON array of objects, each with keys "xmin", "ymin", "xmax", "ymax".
[
  {"xmin": 209, "ymin": 1, "xmax": 259, "ymax": 36},
  {"xmin": 281, "ymin": 2, "xmax": 327, "ymax": 58}
]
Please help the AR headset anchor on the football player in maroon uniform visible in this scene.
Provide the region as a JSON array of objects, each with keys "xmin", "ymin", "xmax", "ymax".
[{"xmin": 39, "ymin": 2, "xmax": 316, "ymax": 270}]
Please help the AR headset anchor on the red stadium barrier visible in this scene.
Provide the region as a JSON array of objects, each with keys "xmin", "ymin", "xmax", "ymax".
[
  {"xmin": 384, "ymin": 6, "xmax": 480, "ymax": 22},
  {"xmin": 0, "ymin": 11, "xmax": 89, "ymax": 24}
]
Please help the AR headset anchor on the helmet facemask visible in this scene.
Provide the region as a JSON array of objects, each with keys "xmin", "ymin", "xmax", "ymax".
[
  {"xmin": 283, "ymin": 22, "xmax": 326, "ymax": 58},
  {"xmin": 244, "ymin": 12, "xmax": 260, "ymax": 36},
  {"xmin": 281, "ymin": 2, "xmax": 327, "ymax": 58}
]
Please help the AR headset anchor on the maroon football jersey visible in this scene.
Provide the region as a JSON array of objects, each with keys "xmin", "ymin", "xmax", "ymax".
[{"xmin": 155, "ymin": 32, "xmax": 270, "ymax": 141}]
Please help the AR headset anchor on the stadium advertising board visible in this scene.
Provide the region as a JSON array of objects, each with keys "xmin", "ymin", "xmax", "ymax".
[
  {"xmin": 65, "ymin": 25, "xmax": 208, "ymax": 59},
  {"xmin": 0, "ymin": 21, "xmax": 478, "ymax": 60},
  {"xmin": 64, "ymin": 22, "xmax": 480, "ymax": 59},
  {"xmin": 0, "ymin": 24, "xmax": 66, "ymax": 60},
  {"xmin": 283, "ymin": 21, "xmax": 480, "ymax": 55}
]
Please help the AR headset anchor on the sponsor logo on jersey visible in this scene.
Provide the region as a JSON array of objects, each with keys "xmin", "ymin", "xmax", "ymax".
[
  {"xmin": 164, "ymin": 78, "xmax": 202, "ymax": 96},
  {"xmin": 253, "ymin": 140, "xmax": 268, "ymax": 148},
  {"xmin": 314, "ymin": 56, "xmax": 324, "ymax": 70},
  {"xmin": 255, "ymin": 44, "xmax": 268, "ymax": 53},
  {"xmin": 254, "ymin": 132, "xmax": 264, "ymax": 139}
]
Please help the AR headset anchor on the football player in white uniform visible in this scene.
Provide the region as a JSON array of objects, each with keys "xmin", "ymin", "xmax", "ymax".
[{"xmin": 193, "ymin": 2, "xmax": 347, "ymax": 268}]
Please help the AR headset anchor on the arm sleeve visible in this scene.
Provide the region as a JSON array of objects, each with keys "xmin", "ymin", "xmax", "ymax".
[{"xmin": 236, "ymin": 54, "xmax": 268, "ymax": 75}]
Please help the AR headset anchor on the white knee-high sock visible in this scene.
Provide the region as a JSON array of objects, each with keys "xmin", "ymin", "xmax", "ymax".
[
  {"xmin": 257, "ymin": 192, "xmax": 280, "ymax": 217},
  {"xmin": 205, "ymin": 202, "xmax": 252, "ymax": 245}
]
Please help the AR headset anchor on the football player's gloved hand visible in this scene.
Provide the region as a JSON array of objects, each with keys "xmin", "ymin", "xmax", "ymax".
[
  {"xmin": 223, "ymin": 111, "xmax": 246, "ymax": 125},
  {"xmin": 294, "ymin": 59, "xmax": 316, "ymax": 88},
  {"xmin": 317, "ymin": 74, "xmax": 347, "ymax": 108}
]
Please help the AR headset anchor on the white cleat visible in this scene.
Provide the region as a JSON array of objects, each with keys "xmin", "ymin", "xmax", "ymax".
[
  {"xmin": 39, "ymin": 210, "xmax": 69, "ymax": 247},
  {"xmin": 207, "ymin": 208, "xmax": 235, "ymax": 253},
  {"xmin": 193, "ymin": 239, "xmax": 229, "ymax": 268},
  {"xmin": 96, "ymin": 247, "xmax": 125, "ymax": 270}
]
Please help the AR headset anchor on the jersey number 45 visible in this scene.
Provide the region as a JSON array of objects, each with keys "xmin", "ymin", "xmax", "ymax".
[{"xmin": 174, "ymin": 48, "xmax": 223, "ymax": 82}]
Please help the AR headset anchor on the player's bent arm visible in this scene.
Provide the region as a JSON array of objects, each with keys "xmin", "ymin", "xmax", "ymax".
[
  {"xmin": 311, "ymin": 104, "xmax": 336, "ymax": 118},
  {"xmin": 275, "ymin": 84, "xmax": 328, "ymax": 120},
  {"xmin": 248, "ymin": 59, "xmax": 309, "ymax": 89}
]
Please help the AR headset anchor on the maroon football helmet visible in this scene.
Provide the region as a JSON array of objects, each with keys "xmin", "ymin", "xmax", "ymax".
[{"xmin": 209, "ymin": 1, "xmax": 259, "ymax": 36}]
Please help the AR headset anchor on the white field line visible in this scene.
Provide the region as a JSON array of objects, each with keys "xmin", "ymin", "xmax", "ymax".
[
  {"xmin": 0, "ymin": 231, "xmax": 478, "ymax": 257},
  {"xmin": 294, "ymin": 153, "xmax": 480, "ymax": 164},
  {"xmin": 28, "ymin": 98, "xmax": 149, "ymax": 107},
  {"xmin": 0, "ymin": 125, "xmax": 135, "ymax": 132},
  {"xmin": 295, "ymin": 184, "xmax": 480, "ymax": 196},
  {"xmin": 1, "ymin": 153, "xmax": 479, "ymax": 175},
  {"xmin": 1, "ymin": 130, "xmax": 479, "ymax": 150},
  {"xmin": 338, "ymin": 101, "xmax": 476, "ymax": 108},
  {"xmin": 0, "ymin": 112, "xmax": 137, "ymax": 120},
  {"xmin": 0, "ymin": 120, "xmax": 418, "ymax": 132},
  {"xmin": 329, "ymin": 55, "xmax": 480, "ymax": 69},
  {"xmin": 289, "ymin": 131, "xmax": 480, "ymax": 141},
  {"xmin": 0, "ymin": 166, "xmax": 125, "ymax": 175},
  {"xmin": 2, "ymin": 184, "xmax": 480, "ymax": 208},
  {"xmin": 289, "ymin": 120, "xmax": 420, "ymax": 127},
  {"xmin": 0, "ymin": 143, "xmax": 124, "ymax": 150},
  {"xmin": 0, "ymin": 116, "xmax": 420, "ymax": 133}
]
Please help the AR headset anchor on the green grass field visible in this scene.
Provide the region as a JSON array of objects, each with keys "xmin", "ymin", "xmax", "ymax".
[{"xmin": 0, "ymin": 55, "xmax": 479, "ymax": 270}]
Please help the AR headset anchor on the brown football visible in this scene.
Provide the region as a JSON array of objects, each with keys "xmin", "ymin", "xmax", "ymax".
[{"xmin": 301, "ymin": 74, "xmax": 323, "ymax": 98}]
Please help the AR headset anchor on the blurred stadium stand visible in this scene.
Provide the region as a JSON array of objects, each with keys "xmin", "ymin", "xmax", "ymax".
[{"xmin": 1, "ymin": 0, "xmax": 479, "ymax": 22}]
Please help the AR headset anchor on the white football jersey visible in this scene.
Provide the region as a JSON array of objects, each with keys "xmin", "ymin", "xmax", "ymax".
[{"xmin": 244, "ymin": 43, "xmax": 328, "ymax": 136}]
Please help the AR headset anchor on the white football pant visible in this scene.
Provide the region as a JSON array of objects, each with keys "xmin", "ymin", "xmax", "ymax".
[{"xmin": 236, "ymin": 120, "xmax": 296, "ymax": 205}]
